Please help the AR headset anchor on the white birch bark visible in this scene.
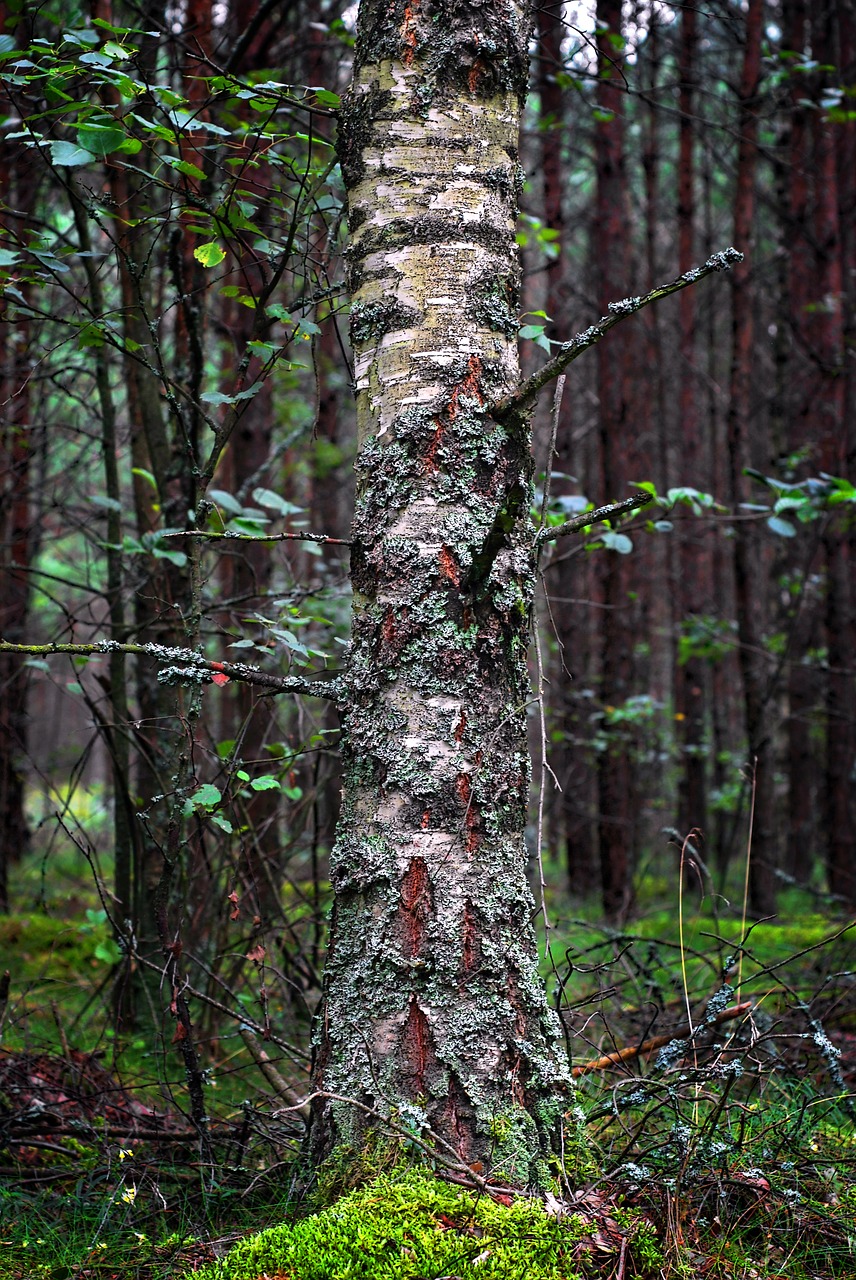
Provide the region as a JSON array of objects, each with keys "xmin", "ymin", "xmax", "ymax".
[{"xmin": 310, "ymin": 0, "xmax": 572, "ymax": 1185}]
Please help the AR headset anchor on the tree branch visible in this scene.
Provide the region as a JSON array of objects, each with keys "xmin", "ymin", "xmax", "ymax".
[
  {"xmin": 493, "ymin": 248, "xmax": 743, "ymax": 423},
  {"xmin": 571, "ymin": 1001, "xmax": 752, "ymax": 1077},
  {"xmin": 537, "ymin": 492, "xmax": 652, "ymax": 545},
  {"xmin": 0, "ymin": 639, "xmax": 342, "ymax": 700},
  {"xmin": 160, "ymin": 528, "xmax": 351, "ymax": 547}
]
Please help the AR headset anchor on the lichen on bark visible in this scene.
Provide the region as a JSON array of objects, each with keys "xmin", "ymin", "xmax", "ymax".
[{"xmin": 309, "ymin": 0, "xmax": 572, "ymax": 1186}]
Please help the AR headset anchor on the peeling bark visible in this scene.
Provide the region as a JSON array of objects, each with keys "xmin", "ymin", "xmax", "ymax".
[{"xmin": 309, "ymin": 0, "xmax": 571, "ymax": 1185}]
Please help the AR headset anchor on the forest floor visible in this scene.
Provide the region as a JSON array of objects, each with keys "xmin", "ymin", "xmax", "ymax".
[{"xmin": 0, "ymin": 847, "xmax": 854, "ymax": 1279}]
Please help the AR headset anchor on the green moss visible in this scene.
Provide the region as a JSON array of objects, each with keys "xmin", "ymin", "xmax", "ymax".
[{"xmin": 192, "ymin": 1168, "xmax": 600, "ymax": 1280}]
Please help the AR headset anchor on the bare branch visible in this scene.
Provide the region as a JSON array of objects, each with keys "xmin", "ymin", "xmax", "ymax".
[
  {"xmin": 572, "ymin": 1001, "xmax": 752, "ymax": 1077},
  {"xmin": 537, "ymin": 492, "xmax": 652, "ymax": 545},
  {"xmin": 493, "ymin": 248, "xmax": 743, "ymax": 423},
  {"xmin": 0, "ymin": 639, "xmax": 342, "ymax": 700},
  {"xmin": 160, "ymin": 528, "xmax": 351, "ymax": 547}
]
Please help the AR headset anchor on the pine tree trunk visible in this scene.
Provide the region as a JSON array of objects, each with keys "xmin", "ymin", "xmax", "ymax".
[
  {"xmin": 309, "ymin": 0, "xmax": 571, "ymax": 1184},
  {"xmin": 594, "ymin": 0, "xmax": 636, "ymax": 920},
  {"xmin": 726, "ymin": 0, "xmax": 777, "ymax": 916},
  {"xmin": 675, "ymin": 2, "xmax": 709, "ymax": 845}
]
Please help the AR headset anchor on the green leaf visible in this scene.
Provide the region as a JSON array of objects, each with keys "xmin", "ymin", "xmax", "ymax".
[
  {"xmin": 78, "ymin": 323, "xmax": 106, "ymax": 349},
  {"xmin": 94, "ymin": 938, "xmax": 123, "ymax": 965},
  {"xmin": 102, "ymin": 40, "xmax": 131, "ymax": 60},
  {"xmin": 132, "ymin": 467, "xmax": 158, "ymax": 490},
  {"xmin": 0, "ymin": 248, "xmax": 21, "ymax": 267},
  {"xmin": 168, "ymin": 157, "xmax": 207, "ymax": 181},
  {"xmin": 76, "ymin": 120, "xmax": 126, "ymax": 155},
  {"xmin": 210, "ymin": 812, "xmax": 233, "ymax": 834},
  {"xmin": 767, "ymin": 515, "xmax": 796, "ymax": 538},
  {"xmin": 208, "ymin": 489, "xmax": 244, "ymax": 514},
  {"xmin": 518, "ymin": 323, "xmax": 546, "ymax": 340},
  {"xmin": 600, "ymin": 530, "xmax": 634, "ymax": 555},
  {"xmin": 151, "ymin": 546, "xmax": 188, "ymax": 566},
  {"xmin": 50, "ymin": 139, "xmax": 95, "ymax": 167},
  {"xmin": 252, "ymin": 487, "xmax": 302, "ymax": 516},
  {"xmin": 228, "ymin": 516, "xmax": 269, "ymax": 534},
  {"xmin": 190, "ymin": 783, "xmax": 222, "ymax": 808},
  {"xmin": 194, "ymin": 241, "xmax": 226, "ymax": 267},
  {"xmin": 250, "ymin": 775, "xmax": 281, "ymax": 792}
]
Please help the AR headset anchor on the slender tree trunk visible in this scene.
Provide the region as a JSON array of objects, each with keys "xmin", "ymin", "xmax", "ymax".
[
  {"xmin": 0, "ymin": 180, "xmax": 34, "ymax": 909},
  {"xmin": 594, "ymin": 0, "xmax": 636, "ymax": 920},
  {"xmin": 726, "ymin": 0, "xmax": 777, "ymax": 915},
  {"xmin": 309, "ymin": 0, "xmax": 571, "ymax": 1182},
  {"xmin": 537, "ymin": 0, "xmax": 598, "ymax": 895},
  {"xmin": 675, "ymin": 2, "xmax": 709, "ymax": 845},
  {"xmin": 0, "ymin": 10, "xmax": 38, "ymax": 907},
  {"xmin": 813, "ymin": 1, "xmax": 855, "ymax": 904},
  {"xmin": 781, "ymin": 0, "xmax": 819, "ymax": 884}
]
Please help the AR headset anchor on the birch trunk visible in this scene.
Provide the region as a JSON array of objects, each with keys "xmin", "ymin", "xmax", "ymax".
[{"xmin": 309, "ymin": 0, "xmax": 571, "ymax": 1184}]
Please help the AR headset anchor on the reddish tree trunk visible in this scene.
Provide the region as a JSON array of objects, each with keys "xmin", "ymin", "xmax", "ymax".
[
  {"xmin": 594, "ymin": 0, "xmax": 637, "ymax": 919},
  {"xmin": 0, "ymin": 12, "xmax": 38, "ymax": 906},
  {"xmin": 813, "ymin": 2, "xmax": 855, "ymax": 903},
  {"xmin": 726, "ymin": 0, "xmax": 777, "ymax": 915},
  {"xmin": 674, "ymin": 2, "xmax": 709, "ymax": 846}
]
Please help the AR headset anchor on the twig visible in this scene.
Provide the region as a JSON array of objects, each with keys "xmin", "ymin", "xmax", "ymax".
[
  {"xmin": 571, "ymin": 1001, "xmax": 752, "ymax": 1076},
  {"xmin": 0, "ymin": 639, "xmax": 342, "ymax": 700},
  {"xmin": 493, "ymin": 248, "xmax": 742, "ymax": 422},
  {"xmin": 536, "ymin": 492, "xmax": 652, "ymax": 545},
  {"xmin": 238, "ymin": 1028, "xmax": 311, "ymax": 1120},
  {"xmin": 160, "ymin": 528, "xmax": 351, "ymax": 547}
]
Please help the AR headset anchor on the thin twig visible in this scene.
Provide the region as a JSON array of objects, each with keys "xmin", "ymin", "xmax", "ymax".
[
  {"xmin": 571, "ymin": 1001, "xmax": 752, "ymax": 1076},
  {"xmin": 160, "ymin": 528, "xmax": 351, "ymax": 547},
  {"xmin": 0, "ymin": 640, "xmax": 342, "ymax": 700},
  {"xmin": 493, "ymin": 248, "xmax": 742, "ymax": 422},
  {"xmin": 537, "ymin": 492, "xmax": 652, "ymax": 545}
]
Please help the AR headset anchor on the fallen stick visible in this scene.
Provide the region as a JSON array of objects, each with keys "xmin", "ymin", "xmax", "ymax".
[{"xmin": 571, "ymin": 1001, "xmax": 752, "ymax": 1076}]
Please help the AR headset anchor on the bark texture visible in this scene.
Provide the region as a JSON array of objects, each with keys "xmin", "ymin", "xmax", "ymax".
[{"xmin": 309, "ymin": 0, "xmax": 571, "ymax": 1184}]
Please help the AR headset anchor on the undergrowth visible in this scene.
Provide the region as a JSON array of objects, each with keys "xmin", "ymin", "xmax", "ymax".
[
  {"xmin": 191, "ymin": 1167, "xmax": 658, "ymax": 1280},
  {"xmin": 2, "ymin": 858, "xmax": 854, "ymax": 1279}
]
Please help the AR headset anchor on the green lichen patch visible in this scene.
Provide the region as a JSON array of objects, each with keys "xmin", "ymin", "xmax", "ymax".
[{"xmin": 190, "ymin": 1168, "xmax": 641, "ymax": 1280}]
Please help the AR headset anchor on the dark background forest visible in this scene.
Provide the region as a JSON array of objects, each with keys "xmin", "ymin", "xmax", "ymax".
[{"xmin": 0, "ymin": 0, "xmax": 855, "ymax": 1275}]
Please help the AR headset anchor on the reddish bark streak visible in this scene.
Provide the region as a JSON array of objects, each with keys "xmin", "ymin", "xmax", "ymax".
[
  {"xmin": 399, "ymin": 855, "xmax": 432, "ymax": 956},
  {"xmin": 439, "ymin": 545, "xmax": 460, "ymax": 586},
  {"xmin": 423, "ymin": 420, "xmax": 445, "ymax": 473},
  {"xmin": 382, "ymin": 606, "xmax": 396, "ymax": 644},
  {"xmin": 455, "ymin": 773, "xmax": 480, "ymax": 852},
  {"xmin": 400, "ymin": 2, "xmax": 419, "ymax": 65},
  {"xmin": 401, "ymin": 996, "xmax": 431, "ymax": 1093},
  {"xmin": 454, "ymin": 710, "xmax": 467, "ymax": 743},
  {"xmin": 446, "ymin": 355, "xmax": 484, "ymax": 420}
]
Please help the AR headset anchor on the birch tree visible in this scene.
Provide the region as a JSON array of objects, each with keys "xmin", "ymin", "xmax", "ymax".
[
  {"xmin": 305, "ymin": 0, "xmax": 737, "ymax": 1181},
  {"xmin": 305, "ymin": 0, "xmax": 572, "ymax": 1186},
  {"xmin": 0, "ymin": 0, "xmax": 739, "ymax": 1186}
]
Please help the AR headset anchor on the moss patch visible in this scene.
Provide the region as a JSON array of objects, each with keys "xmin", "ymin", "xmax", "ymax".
[{"xmin": 191, "ymin": 1169, "xmax": 637, "ymax": 1280}]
